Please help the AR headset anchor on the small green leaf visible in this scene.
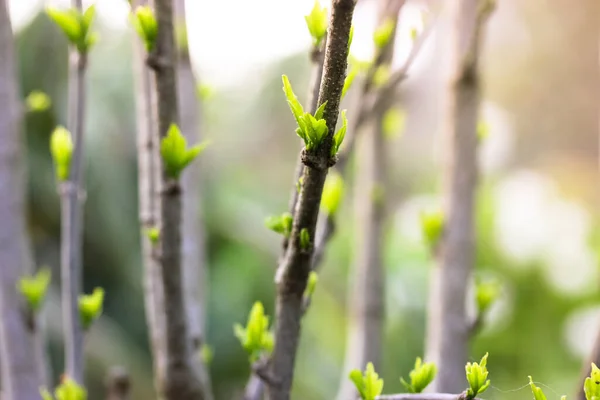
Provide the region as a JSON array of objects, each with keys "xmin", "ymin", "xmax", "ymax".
[
  {"xmin": 420, "ymin": 210, "xmax": 444, "ymax": 250},
  {"xmin": 234, "ymin": 302, "xmax": 273, "ymax": 362},
  {"xmin": 78, "ymin": 287, "xmax": 105, "ymax": 330},
  {"xmin": 145, "ymin": 227, "xmax": 160, "ymax": 244},
  {"xmin": 300, "ymin": 228, "xmax": 310, "ymax": 250},
  {"xmin": 46, "ymin": 8, "xmax": 81, "ymax": 44},
  {"xmin": 331, "ymin": 110, "xmax": 348, "ymax": 156},
  {"xmin": 400, "ymin": 357, "xmax": 437, "ymax": 393},
  {"xmin": 349, "ymin": 362, "xmax": 384, "ymax": 400},
  {"xmin": 54, "ymin": 376, "xmax": 87, "ymax": 400},
  {"xmin": 18, "ymin": 267, "xmax": 51, "ymax": 313},
  {"xmin": 131, "ymin": 5, "xmax": 158, "ymax": 52},
  {"xmin": 314, "ymin": 101, "xmax": 328, "ymax": 120},
  {"xmin": 305, "ymin": 1, "xmax": 328, "ymax": 47},
  {"xmin": 304, "ymin": 271, "xmax": 318, "ymax": 299},
  {"xmin": 373, "ymin": 18, "xmax": 395, "ymax": 49},
  {"xmin": 528, "ymin": 376, "xmax": 547, "ymax": 400},
  {"xmin": 26, "ymin": 90, "xmax": 52, "ymax": 112},
  {"xmin": 50, "ymin": 126, "xmax": 74, "ymax": 182},
  {"xmin": 199, "ymin": 343, "xmax": 214, "ymax": 365},
  {"xmin": 585, "ymin": 363, "xmax": 600, "ymax": 400},
  {"xmin": 466, "ymin": 353, "xmax": 491, "ymax": 398},
  {"xmin": 265, "ymin": 212, "xmax": 293, "ymax": 238},
  {"xmin": 282, "ymin": 75, "xmax": 305, "ymax": 126},
  {"xmin": 342, "ymin": 66, "xmax": 358, "ymax": 99},
  {"xmin": 382, "ymin": 108, "xmax": 406, "ymax": 140},
  {"xmin": 321, "ymin": 172, "xmax": 344, "ymax": 215},
  {"xmin": 475, "ymin": 278, "xmax": 501, "ymax": 314},
  {"xmin": 160, "ymin": 124, "xmax": 209, "ymax": 179}
]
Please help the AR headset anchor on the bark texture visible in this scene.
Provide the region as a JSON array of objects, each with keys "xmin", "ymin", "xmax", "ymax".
[
  {"xmin": 425, "ymin": 0, "xmax": 493, "ymax": 393},
  {"xmin": 268, "ymin": 1, "xmax": 357, "ymax": 399}
]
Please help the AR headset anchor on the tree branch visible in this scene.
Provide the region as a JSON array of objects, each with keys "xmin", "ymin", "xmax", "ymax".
[
  {"xmin": 61, "ymin": 0, "xmax": 87, "ymax": 385},
  {"xmin": 0, "ymin": 1, "xmax": 43, "ymax": 398},
  {"xmin": 425, "ymin": 0, "xmax": 494, "ymax": 393},
  {"xmin": 268, "ymin": 1, "xmax": 357, "ymax": 399}
]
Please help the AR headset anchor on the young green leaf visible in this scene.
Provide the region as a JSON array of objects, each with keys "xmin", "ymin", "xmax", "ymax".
[
  {"xmin": 349, "ymin": 362, "xmax": 384, "ymax": 400},
  {"xmin": 17, "ymin": 267, "xmax": 51, "ymax": 313},
  {"xmin": 314, "ymin": 101, "xmax": 328, "ymax": 120},
  {"xmin": 465, "ymin": 353, "xmax": 491, "ymax": 398},
  {"xmin": 304, "ymin": 271, "xmax": 318, "ymax": 299},
  {"xmin": 475, "ymin": 278, "xmax": 501, "ymax": 314},
  {"xmin": 26, "ymin": 90, "xmax": 52, "ymax": 112},
  {"xmin": 382, "ymin": 108, "xmax": 406, "ymax": 140},
  {"xmin": 46, "ymin": 6, "xmax": 97, "ymax": 53},
  {"xmin": 528, "ymin": 376, "xmax": 547, "ymax": 400},
  {"xmin": 50, "ymin": 126, "xmax": 74, "ymax": 182},
  {"xmin": 305, "ymin": 1, "xmax": 328, "ymax": 47},
  {"xmin": 265, "ymin": 212, "xmax": 293, "ymax": 238},
  {"xmin": 300, "ymin": 228, "xmax": 310, "ymax": 250},
  {"xmin": 321, "ymin": 172, "xmax": 344, "ymax": 215},
  {"xmin": 160, "ymin": 123, "xmax": 209, "ymax": 179},
  {"xmin": 584, "ymin": 363, "xmax": 600, "ymax": 400},
  {"xmin": 420, "ymin": 210, "xmax": 444, "ymax": 250},
  {"xmin": 131, "ymin": 5, "xmax": 158, "ymax": 52},
  {"xmin": 145, "ymin": 227, "xmax": 160, "ymax": 244},
  {"xmin": 282, "ymin": 75, "xmax": 305, "ymax": 126},
  {"xmin": 233, "ymin": 301, "xmax": 274, "ymax": 362},
  {"xmin": 342, "ymin": 66, "xmax": 358, "ymax": 99},
  {"xmin": 55, "ymin": 376, "xmax": 87, "ymax": 400},
  {"xmin": 373, "ymin": 18, "xmax": 395, "ymax": 49},
  {"xmin": 400, "ymin": 357, "xmax": 437, "ymax": 393},
  {"xmin": 78, "ymin": 287, "xmax": 105, "ymax": 330},
  {"xmin": 331, "ymin": 110, "xmax": 348, "ymax": 156}
]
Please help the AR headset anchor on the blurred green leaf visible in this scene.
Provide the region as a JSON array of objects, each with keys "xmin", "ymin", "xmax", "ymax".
[
  {"xmin": 373, "ymin": 18, "xmax": 395, "ymax": 49},
  {"xmin": 321, "ymin": 172, "xmax": 344, "ymax": 215},
  {"xmin": 160, "ymin": 124, "xmax": 209, "ymax": 179},
  {"xmin": 50, "ymin": 126, "xmax": 74, "ymax": 182},
  {"xmin": 79, "ymin": 287, "xmax": 105, "ymax": 330},
  {"xmin": 17, "ymin": 267, "xmax": 51, "ymax": 313},
  {"xmin": 265, "ymin": 212, "xmax": 293, "ymax": 238},
  {"xmin": 400, "ymin": 357, "xmax": 437, "ymax": 393},
  {"xmin": 382, "ymin": 108, "xmax": 406, "ymax": 140},
  {"xmin": 466, "ymin": 353, "xmax": 491, "ymax": 398},
  {"xmin": 26, "ymin": 90, "xmax": 52, "ymax": 112},
  {"xmin": 305, "ymin": 1, "xmax": 328, "ymax": 47},
  {"xmin": 234, "ymin": 301, "xmax": 273, "ymax": 362},
  {"xmin": 349, "ymin": 362, "xmax": 384, "ymax": 400}
]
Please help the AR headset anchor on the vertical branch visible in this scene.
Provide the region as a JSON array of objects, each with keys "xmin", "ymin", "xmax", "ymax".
[
  {"xmin": 336, "ymin": 1, "xmax": 402, "ymax": 399},
  {"xmin": 268, "ymin": 1, "xmax": 356, "ymax": 399},
  {"xmin": 148, "ymin": 0, "xmax": 204, "ymax": 397},
  {"xmin": 0, "ymin": 0, "xmax": 42, "ymax": 398},
  {"xmin": 425, "ymin": 0, "xmax": 494, "ymax": 393},
  {"xmin": 131, "ymin": 0, "xmax": 168, "ymax": 394},
  {"xmin": 174, "ymin": 0, "xmax": 213, "ymax": 398},
  {"xmin": 61, "ymin": 0, "xmax": 87, "ymax": 385}
]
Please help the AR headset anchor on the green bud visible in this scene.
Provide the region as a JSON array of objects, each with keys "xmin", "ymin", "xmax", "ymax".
[
  {"xmin": 321, "ymin": 172, "xmax": 344, "ymax": 215},
  {"xmin": 79, "ymin": 287, "xmax": 104, "ymax": 330},
  {"xmin": 41, "ymin": 376, "xmax": 87, "ymax": 400},
  {"xmin": 349, "ymin": 362, "xmax": 384, "ymax": 400},
  {"xmin": 46, "ymin": 6, "xmax": 97, "ymax": 53},
  {"xmin": 373, "ymin": 18, "xmax": 395, "ymax": 49},
  {"xmin": 300, "ymin": 228, "xmax": 310, "ymax": 250},
  {"xmin": 475, "ymin": 278, "xmax": 501, "ymax": 314},
  {"xmin": 382, "ymin": 108, "xmax": 406, "ymax": 140},
  {"xmin": 131, "ymin": 6, "xmax": 158, "ymax": 52},
  {"xmin": 528, "ymin": 376, "xmax": 547, "ymax": 400},
  {"xmin": 233, "ymin": 301, "xmax": 274, "ymax": 362},
  {"xmin": 465, "ymin": 353, "xmax": 491, "ymax": 398},
  {"xmin": 50, "ymin": 126, "xmax": 74, "ymax": 182},
  {"xmin": 282, "ymin": 75, "xmax": 305, "ymax": 126},
  {"xmin": 400, "ymin": 357, "xmax": 437, "ymax": 394},
  {"xmin": 145, "ymin": 227, "xmax": 160, "ymax": 244},
  {"xmin": 265, "ymin": 212, "xmax": 293, "ymax": 238},
  {"xmin": 585, "ymin": 363, "xmax": 600, "ymax": 400},
  {"xmin": 420, "ymin": 210, "xmax": 444, "ymax": 250},
  {"xmin": 160, "ymin": 123, "xmax": 209, "ymax": 179},
  {"xmin": 26, "ymin": 90, "xmax": 52, "ymax": 112},
  {"xmin": 17, "ymin": 267, "xmax": 51, "ymax": 313},
  {"xmin": 331, "ymin": 110, "xmax": 348, "ymax": 156},
  {"xmin": 305, "ymin": 1, "xmax": 328, "ymax": 47}
]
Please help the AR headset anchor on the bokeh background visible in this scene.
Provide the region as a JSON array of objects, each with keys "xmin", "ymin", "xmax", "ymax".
[{"xmin": 6, "ymin": 0, "xmax": 600, "ymax": 398}]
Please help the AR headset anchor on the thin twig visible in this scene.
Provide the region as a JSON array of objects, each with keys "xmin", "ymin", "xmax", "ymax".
[
  {"xmin": 0, "ymin": 0, "xmax": 42, "ymax": 397},
  {"xmin": 268, "ymin": 1, "xmax": 357, "ymax": 399}
]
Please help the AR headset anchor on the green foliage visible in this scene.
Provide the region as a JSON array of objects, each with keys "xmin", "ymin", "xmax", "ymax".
[
  {"xmin": 160, "ymin": 124, "xmax": 209, "ymax": 179},
  {"xmin": 130, "ymin": 6, "xmax": 158, "ymax": 52},
  {"xmin": 50, "ymin": 126, "xmax": 74, "ymax": 182},
  {"xmin": 373, "ymin": 18, "xmax": 395, "ymax": 49},
  {"xmin": 528, "ymin": 376, "xmax": 547, "ymax": 400},
  {"xmin": 305, "ymin": 1, "xmax": 328, "ymax": 47},
  {"xmin": 46, "ymin": 5, "xmax": 97, "ymax": 53},
  {"xmin": 321, "ymin": 172, "xmax": 344, "ymax": 215},
  {"xmin": 234, "ymin": 302, "xmax": 274, "ymax": 362},
  {"xmin": 475, "ymin": 278, "xmax": 501, "ymax": 314},
  {"xmin": 331, "ymin": 110, "xmax": 348, "ymax": 156},
  {"xmin": 26, "ymin": 90, "xmax": 52, "ymax": 112},
  {"xmin": 300, "ymin": 228, "xmax": 310, "ymax": 250},
  {"xmin": 342, "ymin": 65, "xmax": 358, "ymax": 99},
  {"xmin": 78, "ymin": 287, "xmax": 104, "ymax": 330},
  {"xmin": 200, "ymin": 343, "xmax": 214, "ymax": 365},
  {"xmin": 585, "ymin": 363, "xmax": 600, "ymax": 400},
  {"xmin": 400, "ymin": 357, "xmax": 437, "ymax": 393},
  {"xmin": 372, "ymin": 65, "xmax": 390, "ymax": 87},
  {"xmin": 420, "ymin": 210, "xmax": 444, "ymax": 250},
  {"xmin": 349, "ymin": 362, "xmax": 384, "ymax": 400},
  {"xmin": 145, "ymin": 227, "xmax": 160, "ymax": 244},
  {"xmin": 40, "ymin": 376, "xmax": 87, "ymax": 400},
  {"xmin": 265, "ymin": 212, "xmax": 293, "ymax": 238},
  {"xmin": 282, "ymin": 75, "xmax": 330, "ymax": 151},
  {"xmin": 465, "ymin": 353, "xmax": 491, "ymax": 398},
  {"xmin": 17, "ymin": 267, "xmax": 51, "ymax": 313},
  {"xmin": 304, "ymin": 271, "xmax": 318, "ymax": 299},
  {"xmin": 382, "ymin": 108, "xmax": 406, "ymax": 140}
]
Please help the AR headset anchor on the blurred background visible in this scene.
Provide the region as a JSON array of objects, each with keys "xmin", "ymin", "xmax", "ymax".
[{"xmin": 7, "ymin": 0, "xmax": 600, "ymax": 398}]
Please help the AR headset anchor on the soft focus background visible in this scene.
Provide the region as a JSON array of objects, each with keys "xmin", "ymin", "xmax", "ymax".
[{"xmin": 7, "ymin": 0, "xmax": 600, "ymax": 398}]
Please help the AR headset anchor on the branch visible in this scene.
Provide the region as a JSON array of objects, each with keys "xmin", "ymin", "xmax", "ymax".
[
  {"xmin": 0, "ymin": 0, "xmax": 43, "ymax": 397},
  {"xmin": 104, "ymin": 366, "xmax": 131, "ymax": 400},
  {"xmin": 267, "ymin": 1, "xmax": 356, "ymax": 398},
  {"xmin": 61, "ymin": 0, "xmax": 87, "ymax": 385},
  {"xmin": 375, "ymin": 392, "xmax": 474, "ymax": 400},
  {"xmin": 148, "ymin": 0, "xmax": 204, "ymax": 397}
]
